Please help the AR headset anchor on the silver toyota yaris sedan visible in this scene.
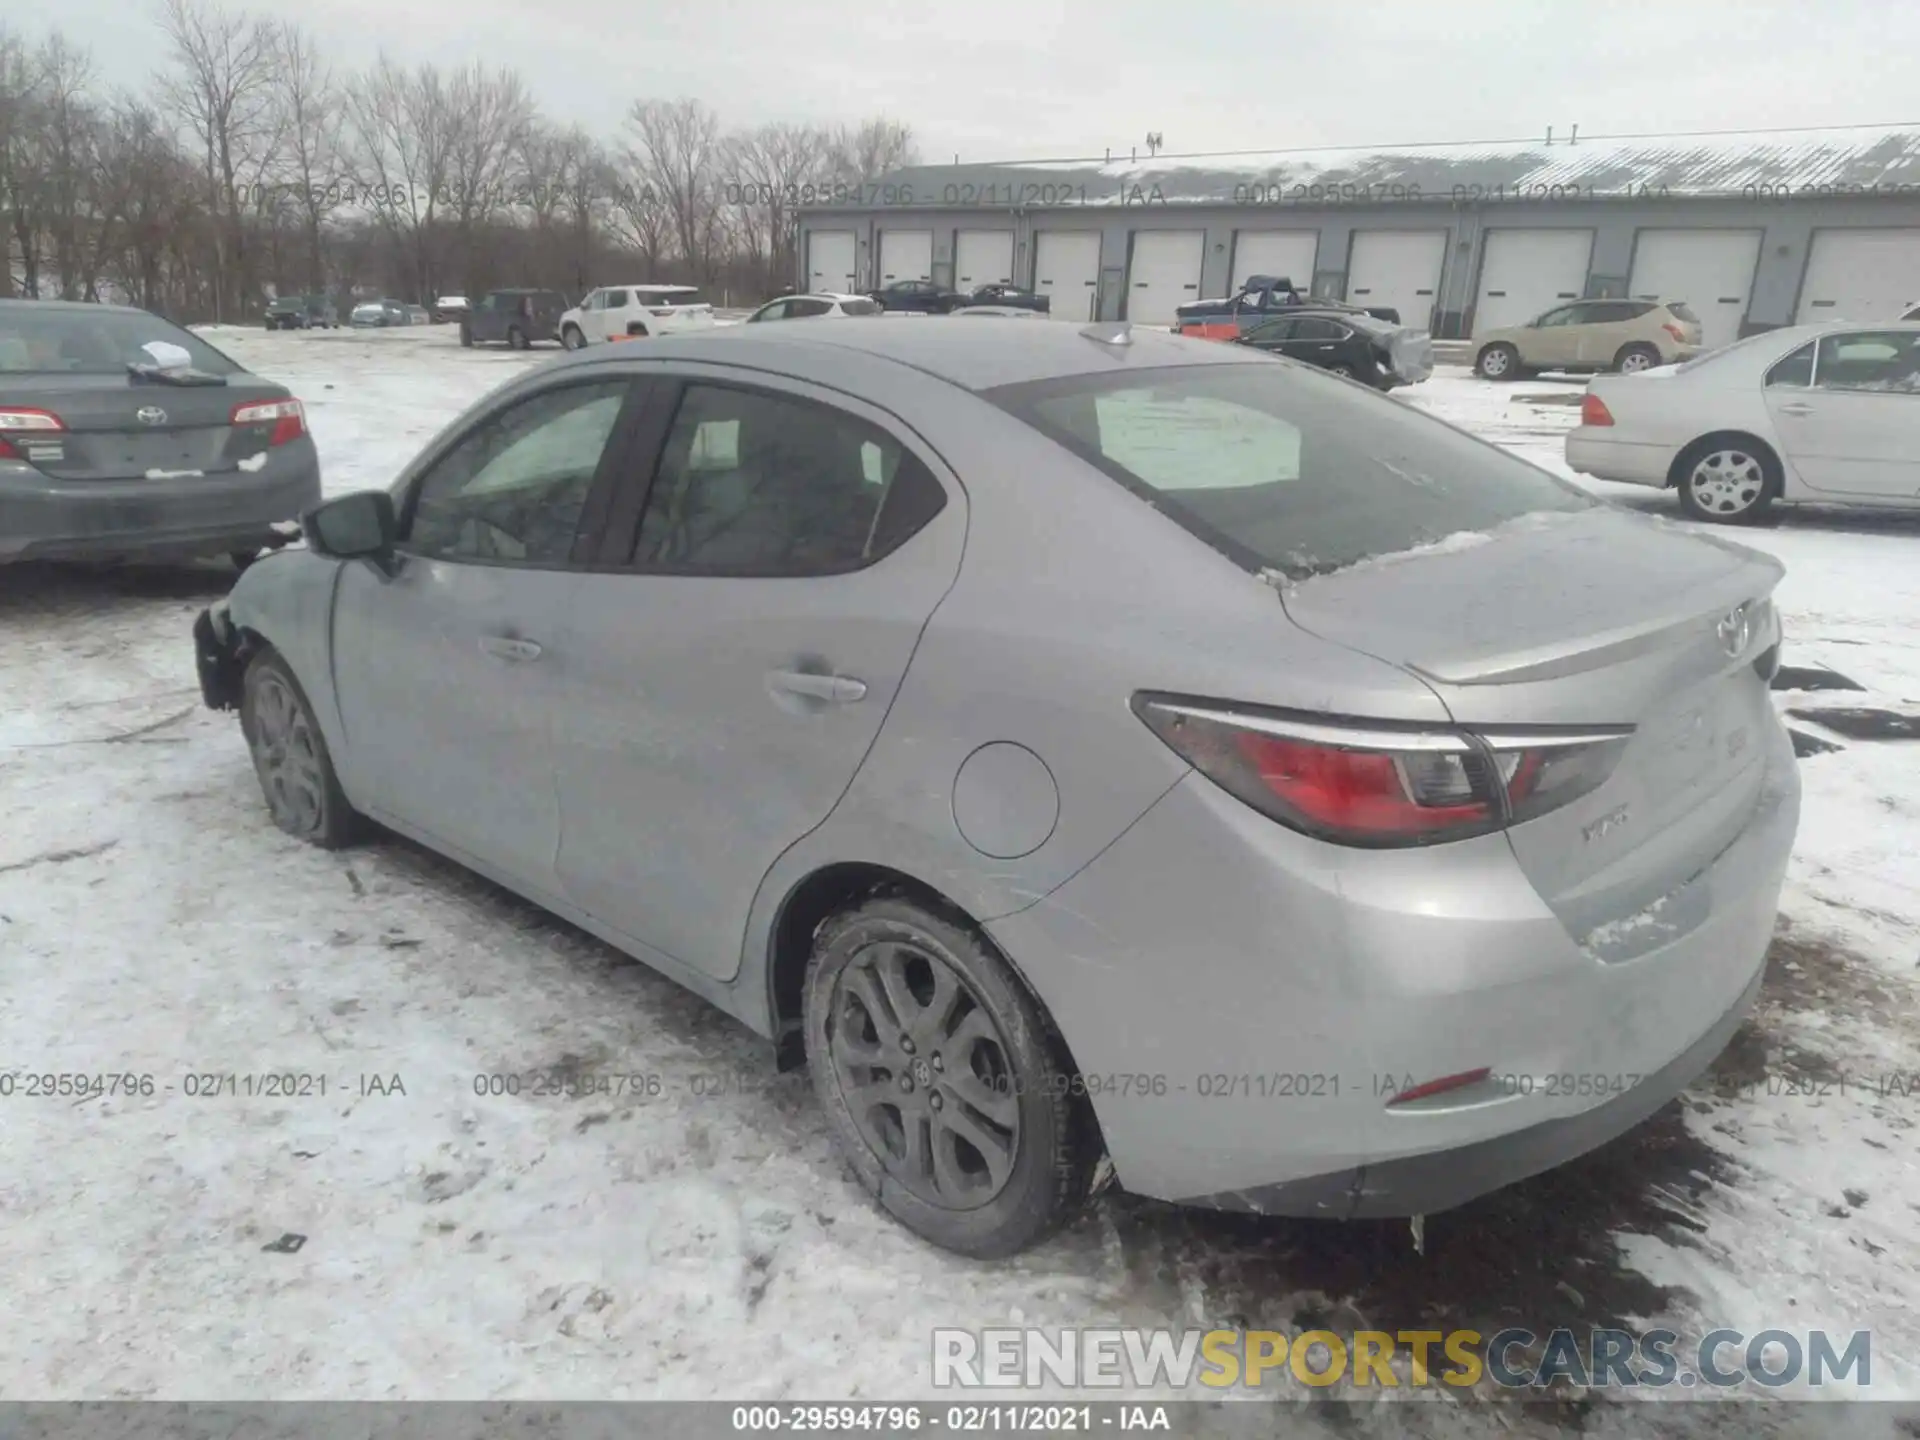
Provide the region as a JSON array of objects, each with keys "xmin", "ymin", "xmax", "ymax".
[{"xmin": 193, "ymin": 319, "xmax": 1800, "ymax": 1257}]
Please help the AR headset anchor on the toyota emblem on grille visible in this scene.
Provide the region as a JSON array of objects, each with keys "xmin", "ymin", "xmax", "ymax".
[
  {"xmin": 135, "ymin": 406, "xmax": 168, "ymax": 426},
  {"xmin": 1716, "ymin": 605, "xmax": 1751, "ymax": 658}
]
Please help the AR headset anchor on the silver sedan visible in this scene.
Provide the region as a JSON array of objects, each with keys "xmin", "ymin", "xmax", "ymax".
[{"xmin": 194, "ymin": 320, "xmax": 1800, "ymax": 1256}]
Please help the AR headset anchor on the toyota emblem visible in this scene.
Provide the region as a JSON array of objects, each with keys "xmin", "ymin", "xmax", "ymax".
[
  {"xmin": 1716, "ymin": 605, "xmax": 1751, "ymax": 658},
  {"xmin": 135, "ymin": 406, "xmax": 168, "ymax": 426}
]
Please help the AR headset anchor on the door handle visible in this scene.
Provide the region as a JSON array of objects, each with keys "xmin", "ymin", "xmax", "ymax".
[
  {"xmin": 1775, "ymin": 403, "xmax": 1813, "ymax": 416},
  {"xmin": 767, "ymin": 670, "xmax": 867, "ymax": 704},
  {"xmin": 479, "ymin": 635, "xmax": 543, "ymax": 662}
]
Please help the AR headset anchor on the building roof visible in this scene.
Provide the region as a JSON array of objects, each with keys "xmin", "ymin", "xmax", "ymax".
[{"xmin": 815, "ymin": 124, "xmax": 1920, "ymax": 209}]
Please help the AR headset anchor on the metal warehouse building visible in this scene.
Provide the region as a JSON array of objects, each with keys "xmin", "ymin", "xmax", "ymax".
[{"xmin": 795, "ymin": 125, "xmax": 1920, "ymax": 340}]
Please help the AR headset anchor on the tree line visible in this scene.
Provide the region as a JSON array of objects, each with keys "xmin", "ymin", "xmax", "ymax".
[{"xmin": 0, "ymin": 0, "xmax": 920, "ymax": 321}]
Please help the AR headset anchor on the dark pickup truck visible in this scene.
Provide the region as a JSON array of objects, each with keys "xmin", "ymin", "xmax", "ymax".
[
  {"xmin": 868, "ymin": 280, "xmax": 965, "ymax": 314},
  {"xmin": 1173, "ymin": 275, "xmax": 1398, "ymax": 340}
]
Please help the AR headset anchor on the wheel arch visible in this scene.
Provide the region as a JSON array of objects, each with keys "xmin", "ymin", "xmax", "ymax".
[{"xmin": 1665, "ymin": 429, "xmax": 1783, "ymax": 493}]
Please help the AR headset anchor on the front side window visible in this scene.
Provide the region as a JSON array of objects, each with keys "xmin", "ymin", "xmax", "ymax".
[
  {"xmin": 1534, "ymin": 305, "xmax": 1579, "ymax": 328},
  {"xmin": 1244, "ymin": 318, "xmax": 1295, "ymax": 343},
  {"xmin": 630, "ymin": 384, "xmax": 947, "ymax": 574},
  {"xmin": 987, "ymin": 363, "xmax": 1593, "ymax": 581},
  {"xmin": 1814, "ymin": 331, "xmax": 1920, "ymax": 393},
  {"xmin": 604, "ymin": 289, "xmax": 630, "ymax": 309},
  {"xmin": 405, "ymin": 380, "xmax": 630, "ymax": 566}
]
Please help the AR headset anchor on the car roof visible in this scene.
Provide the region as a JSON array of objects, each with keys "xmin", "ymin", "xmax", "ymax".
[
  {"xmin": 562, "ymin": 316, "xmax": 1261, "ymax": 391},
  {"xmin": 0, "ymin": 297, "xmax": 148, "ymax": 316}
]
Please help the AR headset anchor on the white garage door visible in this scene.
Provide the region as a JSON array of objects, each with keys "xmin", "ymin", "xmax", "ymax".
[
  {"xmin": 1126, "ymin": 230, "xmax": 1205, "ymax": 325},
  {"xmin": 1231, "ymin": 231, "xmax": 1319, "ymax": 292},
  {"xmin": 1795, "ymin": 229, "xmax": 1920, "ymax": 324},
  {"xmin": 877, "ymin": 230, "xmax": 933, "ymax": 285},
  {"xmin": 806, "ymin": 230, "xmax": 857, "ymax": 294},
  {"xmin": 954, "ymin": 230, "xmax": 1015, "ymax": 290},
  {"xmin": 1628, "ymin": 229, "xmax": 1762, "ymax": 350},
  {"xmin": 1033, "ymin": 231, "xmax": 1102, "ymax": 321},
  {"xmin": 1346, "ymin": 231, "xmax": 1448, "ymax": 331},
  {"xmin": 1473, "ymin": 229, "xmax": 1593, "ymax": 334}
]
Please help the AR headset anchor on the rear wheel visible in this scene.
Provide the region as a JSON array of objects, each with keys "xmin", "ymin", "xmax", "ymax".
[
  {"xmin": 1327, "ymin": 363, "xmax": 1354, "ymax": 379},
  {"xmin": 507, "ymin": 325, "xmax": 527, "ymax": 350},
  {"xmin": 240, "ymin": 649, "xmax": 363, "ymax": 848},
  {"xmin": 459, "ymin": 324, "xmax": 474, "ymax": 348},
  {"xmin": 1615, "ymin": 342, "xmax": 1662, "ymax": 374},
  {"xmin": 803, "ymin": 895, "xmax": 1098, "ymax": 1258},
  {"xmin": 1475, "ymin": 342, "xmax": 1520, "ymax": 380},
  {"xmin": 1674, "ymin": 436, "xmax": 1779, "ymax": 524}
]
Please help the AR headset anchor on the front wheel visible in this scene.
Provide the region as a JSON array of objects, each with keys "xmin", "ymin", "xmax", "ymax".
[
  {"xmin": 240, "ymin": 650, "xmax": 364, "ymax": 848},
  {"xmin": 1675, "ymin": 438, "xmax": 1778, "ymax": 524},
  {"xmin": 560, "ymin": 324, "xmax": 585, "ymax": 350},
  {"xmin": 804, "ymin": 895, "xmax": 1099, "ymax": 1258},
  {"xmin": 506, "ymin": 325, "xmax": 528, "ymax": 350},
  {"xmin": 1327, "ymin": 363, "xmax": 1354, "ymax": 379},
  {"xmin": 1475, "ymin": 343, "xmax": 1520, "ymax": 380},
  {"xmin": 459, "ymin": 325, "xmax": 474, "ymax": 348}
]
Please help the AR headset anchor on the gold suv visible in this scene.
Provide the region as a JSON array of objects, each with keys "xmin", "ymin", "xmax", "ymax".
[{"xmin": 1473, "ymin": 299, "xmax": 1704, "ymax": 379}]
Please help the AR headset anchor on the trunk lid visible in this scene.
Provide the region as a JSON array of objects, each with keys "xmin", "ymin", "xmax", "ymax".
[
  {"xmin": 4, "ymin": 372, "xmax": 292, "ymax": 481},
  {"xmin": 1279, "ymin": 507, "xmax": 1785, "ymax": 938}
]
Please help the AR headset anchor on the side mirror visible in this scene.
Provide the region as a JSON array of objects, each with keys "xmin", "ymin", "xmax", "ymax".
[{"xmin": 303, "ymin": 490, "xmax": 397, "ymax": 573}]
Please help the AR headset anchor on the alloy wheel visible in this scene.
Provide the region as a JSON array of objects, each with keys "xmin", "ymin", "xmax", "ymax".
[
  {"xmin": 824, "ymin": 939, "xmax": 1021, "ymax": 1209},
  {"xmin": 1686, "ymin": 449, "xmax": 1766, "ymax": 517},
  {"xmin": 248, "ymin": 670, "xmax": 327, "ymax": 834},
  {"xmin": 1619, "ymin": 349, "xmax": 1657, "ymax": 374}
]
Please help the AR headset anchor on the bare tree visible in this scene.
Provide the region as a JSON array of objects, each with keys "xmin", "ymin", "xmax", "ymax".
[
  {"xmin": 625, "ymin": 98, "xmax": 724, "ymax": 282},
  {"xmin": 823, "ymin": 117, "xmax": 919, "ymax": 185},
  {"xmin": 440, "ymin": 62, "xmax": 533, "ymax": 294},
  {"xmin": 0, "ymin": 26, "xmax": 47, "ymax": 296},
  {"xmin": 156, "ymin": 0, "xmax": 282, "ymax": 318},
  {"xmin": 730, "ymin": 121, "xmax": 829, "ymax": 292},
  {"xmin": 346, "ymin": 55, "xmax": 454, "ymax": 302},
  {"xmin": 272, "ymin": 22, "xmax": 341, "ymax": 292}
]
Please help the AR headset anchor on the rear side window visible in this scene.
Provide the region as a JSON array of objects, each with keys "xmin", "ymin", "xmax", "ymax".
[
  {"xmin": 840, "ymin": 298, "xmax": 879, "ymax": 316},
  {"xmin": 0, "ymin": 307, "xmax": 240, "ymax": 376},
  {"xmin": 987, "ymin": 363, "xmax": 1593, "ymax": 580},
  {"xmin": 631, "ymin": 384, "xmax": 948, "ymax": 574},
  {"xmin": 1666, "ymin": 302, "xmax": 1699, "ymax": 323}
]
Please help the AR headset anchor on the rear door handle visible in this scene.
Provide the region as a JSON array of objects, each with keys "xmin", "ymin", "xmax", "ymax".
[
  {"xmin": 479, "ymin": 635, "xmax": 543, "ymax": 662},
  {"xmin": 1775, "ymin": 403, "xmax": 1814, "ymax": 416},
  {"xmin": 767, "ymin": 670, "xmax": 867, "ymax": 704}
]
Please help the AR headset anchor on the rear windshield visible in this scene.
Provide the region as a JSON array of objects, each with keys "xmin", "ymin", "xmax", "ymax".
[
  {"xmin": 1666, "ymin": 302, "xmax": 1699, "ymax": 322},
  {"xmin": 0, "ymin": 306, "xmax": 241, "ymax": 376},
  {"xmin": 643, "ymin": 289, "xmax": 706, "ymax": 307},
  {"xmin": 840, "ymin": 297, "xmax": 879, "ymax": 315},
  {"xmin": 985, "ymin": 363, "xmax": 1593, "ymax": 580}
]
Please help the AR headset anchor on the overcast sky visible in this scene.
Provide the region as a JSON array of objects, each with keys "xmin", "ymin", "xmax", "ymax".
[{"xmin": 24, "ymin": 0, "xmax": 1920, "ymax": 163}]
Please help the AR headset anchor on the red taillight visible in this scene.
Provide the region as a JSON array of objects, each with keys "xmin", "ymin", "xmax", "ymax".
[
  {"xmin": 0, "ymin": 407, "xmax": 65, "ymax": 460},
  {"xmin": 1386, "ymin": 1068, "xmax": 1492, "ymax": 1107},
  {"xmin": 231, "ymin": 397, "xmax": 305, "ymax": 446},
  {"xmin": 1580, "ymin": 393, "xmax": 1614, "ymax": 427},
  {"xmin": 1132, "ymin": 695, "xmax": 1631, "ymax": 848},
  {"xmin": 1662, "ymin": 322, "xmax": 1685, "ymax": 343}
]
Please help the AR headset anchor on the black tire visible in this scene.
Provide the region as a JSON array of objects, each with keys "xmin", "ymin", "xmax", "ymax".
[
  {"xmin": 506, "ymin": 325, "xmax": 528, "ymax": 350},
  {"xmin": 1475, "ymin": 342, "xmax": 1521, "ymax": 380},
  {"xmin": 239, "ymin": 648, "xmax": 364, "ymax": 849},
  {"xmin": 1673, "ymin": 434, "xmax": 1780, "ymax": 525},
  {"xmin": 229, "ymin": 548, "xmax": 261, "ymax": 572},
  {"xmin": 459, "ymin": 324, "xmax": 474, "ymax": 348},
  {"xmin": 1327, "ymin": 363, "xmax": 1354, "ymax": 379},
  {"xmin": 803, "ymin": 895, "xmax": 1099, "ymax": 1258},
  {"xmin": 561, "ymin": 324, "xmax": 585, "ymax": 350},
  {"xmin": 1614, "ymin": 341, "xmax": 1662, "ymax": 374}
]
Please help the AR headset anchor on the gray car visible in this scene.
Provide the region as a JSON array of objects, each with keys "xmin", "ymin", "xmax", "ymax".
[
  {"xmin": 191, "ymin": 321, "xmax": 1800, "ymax": 1257},
  {"xmin": 2, "ymin": 300, "xmax": 320, "ymax": 567}
]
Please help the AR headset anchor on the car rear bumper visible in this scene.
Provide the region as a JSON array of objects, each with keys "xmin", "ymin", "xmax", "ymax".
[
  {"xmin": 985, "ymin": 719, "xmax": 1798, "ymax": 1216},
  {"xmin": 1565, "ymin": 429, "xmax": 1676, "ymax": 487},
  {"xmin": 0, "ymin": 447, "xmax": 320, "ymax": 562}
]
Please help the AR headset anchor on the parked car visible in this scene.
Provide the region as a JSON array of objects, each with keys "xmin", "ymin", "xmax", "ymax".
[
  {"xmin": 1566, "ymin": 320, "xmax": 1920, "ymax": 523},
  {"xmin": 1899, "ymin": 302, "xmax": 1920, "ymax": 322},
  {"xmin": 1475, "ymin": 299, "xmax": 1702, "ymax": 380},
  {"xmin": 952, "ymin": 306, "xmax": 1048, "ymax": 319},
  {"xmin": 1232, "ymin": 308, "xmax": 1434, "ymax": 389},
  {"xmin": 192, "ymin": 320, "xmax": 1797, "ymax": 1258},
  {"xmin": 349, "ymin": 299, "xmax": 408, "ymax": 328},
  {"xmin": 405, "ymin": 304, "xmax": 432, "ymax": 326},
  {"xmin": 461, "ymin": 289, "xmax": 569, "ymax": 349},
  {"xmin": 0, "ymin": 298, "xmax": 318, "ymax": 567},
  {"xmin": 869, "ymin": 279, "xmax": 964, "ymax": 314},
  {"xmin": 959, "ymin": 284, "xmax": 1050, "ymax": 314},
  {"xmin": 264, "ymin": 294, "xmax": 337, "ymax": 330},
  {"xmin": 1176, "ymin": 275, "xmax": 1398, "ymax": 340},
  {"xmin": 432, "ymin": 296, "xmax": 470, "ymax": 323},
  {"xmin": 559, "ymin": 285, "xmax": 715, "ymax": 348},
  {"xmin": 744, "ymin": 293, "xmax": 880, "ymax": 322}
]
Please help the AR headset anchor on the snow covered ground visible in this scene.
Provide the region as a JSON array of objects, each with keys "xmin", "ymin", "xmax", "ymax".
[{"xmin": 2, "ymin": 329, "xmax": 1917, "ymax": 1431}]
